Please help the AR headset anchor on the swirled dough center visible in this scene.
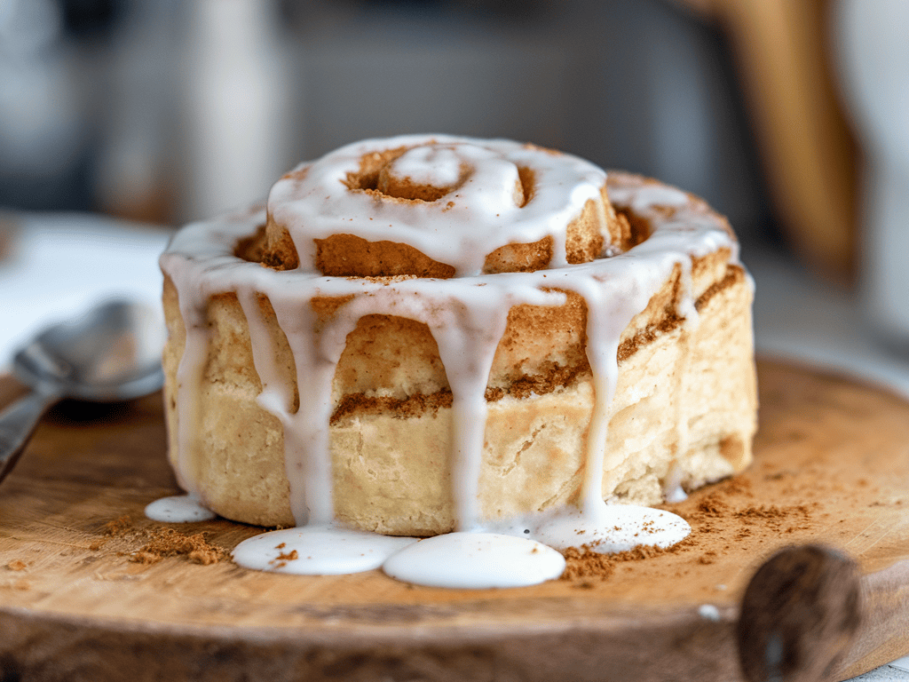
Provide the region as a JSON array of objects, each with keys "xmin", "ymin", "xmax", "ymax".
[{"xmin": 266, "ymin": 135, "xmax": 616, "ymax": 276}]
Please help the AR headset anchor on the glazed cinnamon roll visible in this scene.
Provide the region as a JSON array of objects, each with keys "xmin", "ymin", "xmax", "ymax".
[{"xmin": 160, "ymin": 135, "xmax": 757, "ymax": 535}]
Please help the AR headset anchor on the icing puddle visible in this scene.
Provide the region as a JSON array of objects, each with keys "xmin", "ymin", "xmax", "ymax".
[
  {"xmin": 382, "ymin": 533, "xmax": 565, "ymax": 589},
  {"xmin": 146, "ymin": 494, "xmax": 689, "ymax": 589},
  {"xmin": 231, "ymin": 526, "xmax": 417, "ymax": 575},
  {"xmin": 527, "ymin": 504, "xmax": 691, "ymax": 553}
]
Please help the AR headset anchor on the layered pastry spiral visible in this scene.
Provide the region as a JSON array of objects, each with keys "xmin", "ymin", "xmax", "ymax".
[{"xmin": 160, "ymin": 135, "xmax": 757, "ymax": 536}]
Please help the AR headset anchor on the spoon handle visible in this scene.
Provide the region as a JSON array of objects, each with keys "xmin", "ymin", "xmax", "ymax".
[{"xmin": 0, "ymin": 386, "xmax": 61, "ymax": 484}]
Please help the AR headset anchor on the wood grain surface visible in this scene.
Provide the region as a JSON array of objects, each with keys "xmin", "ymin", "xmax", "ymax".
[{"xmin": 1, "ymin": 360, "xmax": 909, "ymax": 682}]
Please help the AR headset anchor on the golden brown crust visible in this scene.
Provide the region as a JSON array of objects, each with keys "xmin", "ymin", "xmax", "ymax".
[{"xmin": 315, "ymin": 234, "xmax": 457, "ymax": 279}]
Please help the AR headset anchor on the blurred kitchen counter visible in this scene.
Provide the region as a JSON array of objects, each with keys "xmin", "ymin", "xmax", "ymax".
[
  {"xmin": 746, "ymin": 243, "xmax": 909, "ymax": 399},
  {"xmin": 0, "ymin": 211, "xmax": 170, "ymax": 367}
]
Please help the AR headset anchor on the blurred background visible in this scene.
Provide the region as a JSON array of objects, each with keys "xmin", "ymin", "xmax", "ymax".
[
  {"xmin": 1, "ymin": 0, "xmax": 908, "ymax": 395},
  {"xmin": 5, "ymin": 4, "xmax": 909, "ymax": 677}
]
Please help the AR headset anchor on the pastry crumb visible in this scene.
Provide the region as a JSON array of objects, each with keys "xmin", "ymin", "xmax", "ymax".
[
  {"xmin": 129, "ymin": 528, "xmax": 227, "ymax": 565},
  {"xmin": 104, "ymin": 515, "xmax": 134, "ymax": 536}
]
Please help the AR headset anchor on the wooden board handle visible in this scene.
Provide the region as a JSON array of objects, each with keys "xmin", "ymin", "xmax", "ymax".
[{"xmin": 737, "ymin": 545, "xmax": 862, "ymax": 682}]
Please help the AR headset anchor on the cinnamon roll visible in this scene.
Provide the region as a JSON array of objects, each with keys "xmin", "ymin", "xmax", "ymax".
[{"xmin": 160, "ymin": 135, "xmax": 757, "ymax": 536}]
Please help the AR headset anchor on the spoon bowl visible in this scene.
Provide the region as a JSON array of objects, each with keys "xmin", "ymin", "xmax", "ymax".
[{"xmin": 0, "ymin": 299, "xmax": 165, "ymax": 482}]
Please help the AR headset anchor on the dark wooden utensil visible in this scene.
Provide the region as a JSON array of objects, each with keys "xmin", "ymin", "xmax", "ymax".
[{"xmin": 738, "ymin": 545, "xmax": 862, "ymax": 682}]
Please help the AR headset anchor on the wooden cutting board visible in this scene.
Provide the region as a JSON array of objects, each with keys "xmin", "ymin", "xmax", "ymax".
[{"xmin": 2, "ymin": 359, "xmax": 909, "ymax": 682}]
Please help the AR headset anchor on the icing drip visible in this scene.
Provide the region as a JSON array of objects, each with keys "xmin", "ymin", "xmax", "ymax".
[
  {"xmin": 426, "ymin": 291, "xmax": 547, "ymax": 531},
  {"xmin": 172, "ymin": 270, "xmax": 211, "ymax": 497},
  {"xmin": 270, "ymin": 293, "xmax": 352, "ymax": 526},
  {"xmin": 160, "ymin": 136, "xmax": 742, "ymax": 588},
  {"xmin": 235, "ymin": 290, "xmax": 292, "ymax": 418},
  {"xmin": 562, "ymin": 273, "xmax": 658, "ymax": 515}
]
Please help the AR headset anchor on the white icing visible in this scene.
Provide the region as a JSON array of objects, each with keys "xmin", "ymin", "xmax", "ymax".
[
  {"xmin": 144, "ymin": 494, "xmax": 216, "ymax": 523},
  {"xmin": 231, "ymin": 526, "xmax": 417, "ymax": 575},
  {"xmin": 268, "ymin": 135, "xmax": 608, "ymax": 276},
  {"xmin": 382, "ymin": 532, "xmax": 566, "ymax": 589},
  {"xmin": 607, "ymin": 184, "xmax": 689, "ymax": 214},
  {"xmin": 698, "ymin": 604, "xmax": 721, "ymax": 621},
  {"xmin": 159, "ymin": 136, "xmax": 742, "ymax": 588},
  {"xmin": 664, "ymin": 485, "xmax": 689, "ymax": 504},
  {"xmin": 386, "ymin": 144, "xmax": 464, "ymax": 189},
  {"xmin": 663, "ymin": 463, "xmax": 689, "ymax": 503},
  {"xmin": 173, "ymin": 283, "xmax": 210, "ymax": 497}
]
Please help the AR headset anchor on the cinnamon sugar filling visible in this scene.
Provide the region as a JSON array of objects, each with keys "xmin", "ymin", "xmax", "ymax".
[
  {"xmin": 325, "ymin": 265, "xmax": 744, "ymax": 425},
  {"xmin": 231, "ymin": 205, "xmax": 742, "ymax": 427}
]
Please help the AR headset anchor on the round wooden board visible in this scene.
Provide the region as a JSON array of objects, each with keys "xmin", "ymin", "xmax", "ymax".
[{"xmin": 2, "ymin": 359, "xmax": 909, "ymax": 682}]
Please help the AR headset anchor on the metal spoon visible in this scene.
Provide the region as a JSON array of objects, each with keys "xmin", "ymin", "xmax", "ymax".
[{"xmin": 0, "ymin": 299, "xmax": 165, "ymax": 483}]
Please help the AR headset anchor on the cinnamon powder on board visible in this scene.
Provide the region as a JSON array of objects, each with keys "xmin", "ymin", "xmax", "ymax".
[
  {"xmin": 96, "ymin": 514, "xmax": 228, "ymax": 566},
  {"xmin": 561, "ymin": 539, "xmax": 696, "ymax": 581},
  {"xmin": 130, "ymin": 528, "xmax": 227, "ymax": 566},
  {"xmin": 93, "ymin": 471, "xmax": 815, "ymax": 578},
  {"xmin": 561, "ymin": 475, "xmax": 815, "ymax": 583}
]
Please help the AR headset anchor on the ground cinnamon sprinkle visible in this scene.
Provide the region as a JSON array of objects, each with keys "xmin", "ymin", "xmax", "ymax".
[
  {"xmin": 696, "ymin": 496, "xmax": 730, "ymax": 517},
  {"xmin": 738, "ymin": 506, "xmax": 780, "ymax": 518},
  {"xmin": 698, "ymin": 551, "xmax": 718, "ymax": 565},
  {"xmin": 561, "ymin": 547, "xmax": 615, "ymax": 580},
  {"xmin": 104, "ymin": 514, "xmax": 134, "ymax": 536},
  {"xmin": 129, "ymin": 528, "xmax": 227, "ymax": 566},
  {"xmin": 735, "ymin": 504, "xmax": 812, "ymax": 520},
  {"xmin": 612, "ymin": 542, "xmax": 691, "ymax": 561},
  {"xmin": 561, "ymin": 537, "xmax": 695, "ymax": 581},
  {"xmin": 96, "ymin": 513, "xmax": 228, "ymax": 566},
  {"xmin": 6, "ymin": 560, "xmax": 26, "ymax": 571},
  {"xmin": 721, "ymin": 476, "xmax": 753, "ymax": 497},
  {"xmin": 560, "ymin": 470, "xmax": 818, "ymax": 583}
]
